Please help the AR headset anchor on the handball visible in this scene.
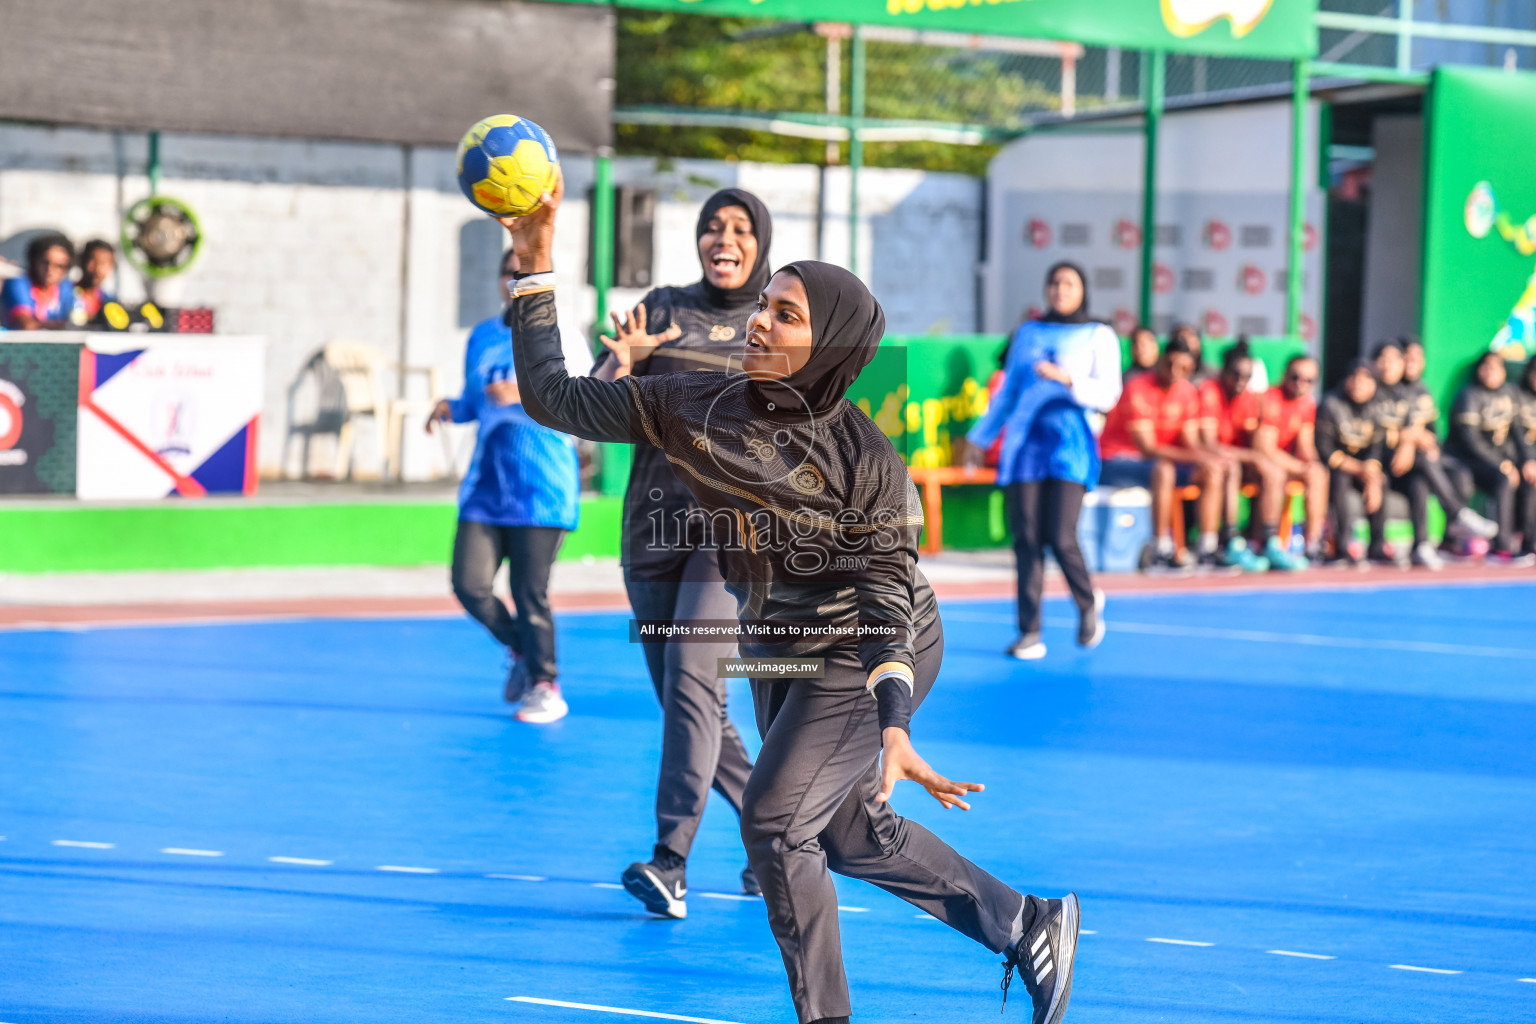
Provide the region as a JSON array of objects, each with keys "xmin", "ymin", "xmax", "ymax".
[{"xmin": 456, "ymin": 115, "xmax": 559, "ymax": 218}]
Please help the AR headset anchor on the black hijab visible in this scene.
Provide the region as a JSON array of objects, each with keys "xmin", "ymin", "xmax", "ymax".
[
  {"xmin": 749, "ymin": 260, "xmax": 885, "ymax": 421},
  {"xmin": 1037, "ymin": 260, "xmax": 1091, "ymax": 324},
  {"xmin": 696, "ymin": 188, "xmax": 773, "ymax": 309}
]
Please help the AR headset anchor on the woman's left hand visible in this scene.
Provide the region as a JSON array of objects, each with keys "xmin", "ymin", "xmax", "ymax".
[
  {"xmin": 1033, "ymin": 360, "xmax": 1071, "ymax": 385},
  {"xmin": 876, "ymin": 728, "xmax": 983, "ymax": 810}
]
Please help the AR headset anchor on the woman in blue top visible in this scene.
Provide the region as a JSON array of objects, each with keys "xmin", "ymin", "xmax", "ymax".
[
  {"xmin": 2, "ymin": 234, "xmax": 78, "ymax": 330},
  {"xmin": 428, "ymin": 248, "xmax": 593, "ymax": 723},
  {"xmin": 965, "ymin": 261, "xmax": 1122, "ymax": 661}
]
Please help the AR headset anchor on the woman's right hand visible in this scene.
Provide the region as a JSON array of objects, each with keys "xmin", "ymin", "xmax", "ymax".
[
  {"xmin": 425, "ymin": 399, "xmax": 452, "ymax": 434},
  {"xmin": 956, "ymin": 437, "xmax": 985, "ymax": 470},
  {"xmin": 600, "ymin": 303, "xmax": 681, "ymax": 378}
]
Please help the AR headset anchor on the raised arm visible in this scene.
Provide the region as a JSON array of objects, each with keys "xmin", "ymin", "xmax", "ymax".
[{"xmin": 498, "ymin": 172, "xmax": 644, "ymax": 445}]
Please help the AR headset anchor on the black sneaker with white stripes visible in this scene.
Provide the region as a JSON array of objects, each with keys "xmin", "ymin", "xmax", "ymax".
[
  {"xmin": 621, "ymin": 856, "xmax": 688, "ymax": 919},
  {"xmin": 1001, "ymin": 893, "xmax": 1079, "ymax": 1024}
]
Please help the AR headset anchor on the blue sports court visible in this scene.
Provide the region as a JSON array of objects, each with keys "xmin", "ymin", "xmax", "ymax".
[{"xmin": 2, "ymin": 580, "xmax": 1534, "ymax": 1023}]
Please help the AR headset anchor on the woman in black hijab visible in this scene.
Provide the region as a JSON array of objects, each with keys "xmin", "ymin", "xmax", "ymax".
[
  {"xmin": 500, "ymin": 176, "xmax": 1080, "ymax": 1024},
  {"xmin": 594, "ymin": 188, "xmax": 772, "ymax": 915}
]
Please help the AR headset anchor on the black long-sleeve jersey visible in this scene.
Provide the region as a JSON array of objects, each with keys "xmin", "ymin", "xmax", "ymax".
[
  {"xmin": 511, "ymin": 282, "xmax": 936, "ymax": 676},
  {"xmin": 1375, "ymin": 380, "xmax": 1437, "ymax": 451},
  {"xmin": 594, "ymin": 282, "xmax": 760, "ymax": 581},
  {"xmin": 1449, "ymin": 381, "xmax": 1522, "ymax": 469},
  {"xmin": 1516, "ymin": 383, "xmax": 1536, "ymax": 462},
  {"xmin": 1316, "ymin": 390, "xmax": 1385, "ymax": 470}
]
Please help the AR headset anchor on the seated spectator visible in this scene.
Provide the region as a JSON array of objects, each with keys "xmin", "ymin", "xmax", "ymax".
[
  {"xmin": 1126, "ymin": 324, "xmax": 1159, "ymax": 380},
  {"xmin": 75, "ymin": 239, "xmax": 117, "ymax": 320},
  {"xmin": 1100, "ymin": 335, "xmax": 1226, "ymax": 571},
  {"xmin": 1448, "ymin": 351, "xmax": 1536, "ymax": 565},
  {"xmin": 1318, "ymin": 360, "xmax": 1389, "ymax": 566},
  {"xmin": 2, "ymin": 234, "xmax": 77, "ymax": 330},
  {"xmin": 1518, "ymin": 359, "xmax": 1536, "ymax": 554},
  {"xmin": 1198, "ymin": 341, "xmax": 1304, "ymax": 571},
  {"xmin": 1254, "ymin": 355, "xmax": 1330, "ymax": 562},
  {"xmin": 1172, "ymin": 323, "xmax": 1217, "ymax": 385},
  {"xmin": 1373, "ymin": 339, "xmax": 1497, "ymax": 569}
]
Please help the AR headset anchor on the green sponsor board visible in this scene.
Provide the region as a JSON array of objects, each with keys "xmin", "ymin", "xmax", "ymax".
[
  {"xmin": 1422, "ymin": 67, "xmax": 1536, "ymax": 415},
  {"xmin": 565, "ymin": 0, "xmax": 1316, "ymax": 58}
]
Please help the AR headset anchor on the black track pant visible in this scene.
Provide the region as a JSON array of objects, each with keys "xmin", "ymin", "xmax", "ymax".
[
  {"xmin": 742, "ymin": 617, "xmax": 1027, "ymax": 1023},
  {"xmin": 1005, "ymin": 479, "xmax": 1095, "ymax": 637},
  {"xmin": 450, "ymin": 522, "xmax": 563, "ymax": 682},
  {"xmin": 1328, "ymin": 468, "xmax": 1387, "ymax": 553},
  {"xmin": 1463, "ymin": 459, "xmax": 1536, "ymax": 554},
  {"xmin": 1391, "ymin": 451, "xmax": 1469, "ymax": 546},
  {"xmin": 626, "ymin": 547, "xmax": 754, "ymax": 860}
]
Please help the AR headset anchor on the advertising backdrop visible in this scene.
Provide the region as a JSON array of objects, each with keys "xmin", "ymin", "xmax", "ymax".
[
  {"xmin": 1421, "ymin": 67, "xmax": 1536, "ymax": 413},
  {"xmin": 76, "ymin": 337, "xmax": 265, "ymax": 501}
]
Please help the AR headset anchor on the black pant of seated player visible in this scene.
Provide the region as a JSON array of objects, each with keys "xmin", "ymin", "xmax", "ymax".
[
  {"xmin": 1392, "ymin": 451, "xmax": 1473, "ymax": 547},
  {"xmin": 1327, "ymin": 468, "xmax": 1387, "ymax": 558}
]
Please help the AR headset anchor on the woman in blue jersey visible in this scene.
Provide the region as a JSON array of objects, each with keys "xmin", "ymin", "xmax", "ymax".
[
  {"xmin": 429, "ymin": 248, "xmax": 593, "ymax": 723},
  {"xmin": 965, "ymin": 261, "xmax": 1123, "ymax": 660}
]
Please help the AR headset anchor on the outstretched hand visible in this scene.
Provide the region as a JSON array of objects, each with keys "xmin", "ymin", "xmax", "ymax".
[
  {"xmin": 496, "ymin": 169, "xmax": 564, "ymax": 275},
  {"xmin": 876, "ymin": 727, "xmax": 983, "ymax": 810},
  {"xmin": 601, "ymin": 303, "xmax": 681, "ymax": 375}
]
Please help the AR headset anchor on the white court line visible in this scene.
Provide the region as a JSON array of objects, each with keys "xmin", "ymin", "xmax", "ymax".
[
  {"xmin": 1147, "ymin": 937, "xmax": 1214, "ymax": 947},
  {"xmin": 698, "ymin": 892, "xmax": 757, "ymax": 902},
  {"xmin": 915, "ymin": 913, "xmax": 938, "ymax": 920},
  {"xmin": 838, "ymin": 905, "xmax": 868, "ymax": 913},
  {"xmin": 1080, "ymin": 930, "xmax": 1097, "ymax": 935},
  {"xmin": 270, "ymin": 856, "xmax": 332, "ymax": 866},
  {"xmin": 1269, "ymin": 950, "xmax": 1335, "ymax": 960},
  {"xmin": 51, "ymin": 840, "xmax": 114, "ymax": 849},
  {"xmin": 377, "ymin": 865, "xmax": 438, "ymax": 874},
  {"xmin": 507, "ymin": 996, "xmax": 742, "ymax": 1023},
  {"xmin": 161, "ymin": 848, "xmax": 223, "ymax": 857},
  {"xmin": 1036, "ymin": 616, "xmax": 1536, "ymax": 660},
  {"xmin": 591, "ymin": 882, "xmax": 625, "ymax": 889},
  {"xmin": 1520, "ymin": 978, "xmax": 1536, "ymax": 983},
  {"xmin": 1390, "ymin": 964, "xmax": 1461, "ymax": 975},
  {"xmin": 487, "ymin": 873, "xmax": 546, "ymax": 882}
]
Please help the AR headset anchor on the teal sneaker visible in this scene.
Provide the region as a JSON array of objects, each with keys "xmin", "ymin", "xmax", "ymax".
[
  {"xmin": 1264, "ymin": 536, "xmax": 1307, "ymax": 572},
  {"xmin": 1217, "ymin": 537, "xmax": 1269, "ymax": 573}
]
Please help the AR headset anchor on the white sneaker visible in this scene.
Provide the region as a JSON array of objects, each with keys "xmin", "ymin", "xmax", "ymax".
[
  {"xmin": 1411, "ymin": 541, "xmax": 1445, "ymax": 571},
  {"xmin": 515, "ymin": 682, "xmax": 568, "ymax": 724},
  {"xmin": 1456, "ymin": 506, "xmax": 1500, "ymax": 540},
  {"xmin": 1006, "ymin": 634, "xmax": 1047, "ymax": 660}
]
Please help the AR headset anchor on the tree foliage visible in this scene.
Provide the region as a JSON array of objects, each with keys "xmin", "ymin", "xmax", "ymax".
[{"xmin": 615, "ymin": 10, "xmax": 1067, "ymax": 176}]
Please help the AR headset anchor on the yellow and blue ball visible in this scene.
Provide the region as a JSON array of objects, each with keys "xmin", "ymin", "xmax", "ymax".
[{"xmin": 456, "ymin": 115, "xmax": 559, "ymax": 217}]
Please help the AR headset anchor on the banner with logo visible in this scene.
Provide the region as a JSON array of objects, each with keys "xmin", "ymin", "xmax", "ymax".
[
  {"xmin": 76, "ymin": 337, "xmax": 265, "ymax": 500},
  {"xmin": 1421, "ymin": 67, "xmax": 1536, "ymax": 414},
  {"xmin": 564, "ymin": 0, "xmax": 1316, "ymax": 59},
  {"xmin": 996, "ymin": 189, "xmax": 1323, "ymax": 344},
  {"xmin": 0, "ymin": 342, "xmax": 81, "ymax": 495}
]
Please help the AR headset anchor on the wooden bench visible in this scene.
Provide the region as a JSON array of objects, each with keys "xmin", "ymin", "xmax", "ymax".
[
  {"xmin": 907, "ymin": 465, "xmax": 997, "ymax": 555},
  {"xmin": 1169, "ymin": 480, "xmax": 1306, "ymax": 558}
]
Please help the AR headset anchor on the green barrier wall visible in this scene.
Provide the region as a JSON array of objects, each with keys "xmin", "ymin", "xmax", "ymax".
[{"xmin": 0, "ymin": 494, "xmax": 624, "ymax": 574}]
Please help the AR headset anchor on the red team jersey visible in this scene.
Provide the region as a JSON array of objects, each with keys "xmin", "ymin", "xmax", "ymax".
[
  {"xmin": 1199, "ymin": 379, "xmax": 1262, "ymax": 447},
  {"xmin": 1100, "ymin": 374, "xmax": 1201, "ymax": 458},
  {"xmin": 1261, "ymin": 386, "xmax": 1316, "ymax": 453}
]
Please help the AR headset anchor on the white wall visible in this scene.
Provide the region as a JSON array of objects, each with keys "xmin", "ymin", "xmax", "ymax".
[
  {"xmin": 984, "ymin": 100, "xmax": 1324, "ymax": 341},
  {"xmin": 0, "ymin": 123, "xmax": 981, "ymax": 479}
]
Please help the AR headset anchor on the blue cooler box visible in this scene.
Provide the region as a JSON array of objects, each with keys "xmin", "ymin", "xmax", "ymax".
[{"xmin": 1077, "ymin": 487, "xmax": 1152, "ymax": 573}]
